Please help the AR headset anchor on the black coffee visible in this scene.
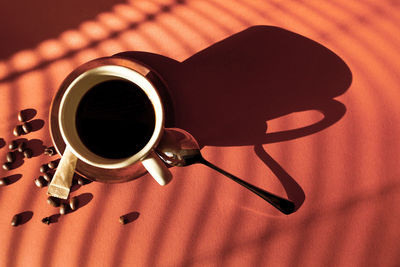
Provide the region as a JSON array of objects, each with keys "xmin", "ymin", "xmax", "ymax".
[{"xmin": 75, "ymin": 79, "xmax": 155, "ymax": 159}]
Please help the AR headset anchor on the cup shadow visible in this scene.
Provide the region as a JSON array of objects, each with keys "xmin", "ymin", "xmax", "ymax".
[{"xmin": 116, "ymin": 25, "xmax": 352, "ymax": 210}]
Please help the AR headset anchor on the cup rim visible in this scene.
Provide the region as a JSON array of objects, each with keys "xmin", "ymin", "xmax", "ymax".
[{"xmin": 58, "ymin": 61, "xmax": 165, "ymax": 169}]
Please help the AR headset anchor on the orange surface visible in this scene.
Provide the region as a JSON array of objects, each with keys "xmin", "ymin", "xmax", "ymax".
[{"xmin": 1, "ymin": 0, "xmax": 400, "ymax": 266}]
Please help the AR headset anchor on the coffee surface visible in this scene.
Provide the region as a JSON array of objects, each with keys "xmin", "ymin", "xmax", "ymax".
[{"xmin": 75, "ymin": 79, "xmax": 155, "ymax": 159}]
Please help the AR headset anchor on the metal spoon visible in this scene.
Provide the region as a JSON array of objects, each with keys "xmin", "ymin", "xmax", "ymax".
[{"xmin": 156, "ymin": 128, "xmax": 295, "ymax": 215}]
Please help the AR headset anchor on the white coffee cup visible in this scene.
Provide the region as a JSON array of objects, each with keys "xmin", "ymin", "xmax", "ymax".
[{"xmin": 58, "ymin": 60, "xmax": 172, "ymax": 186}]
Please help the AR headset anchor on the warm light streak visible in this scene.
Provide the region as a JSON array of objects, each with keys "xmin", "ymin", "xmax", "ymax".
[
  {"xmin": 113, "ymin": 3, "xmax": 147, "ymax": 22},
  {"xmin": 79, "ymin": 21, "xmax": 110, "ymax": 41},
  {"xmin": 0, "ymin": 62, "xmax": 9, "ymax": 80},
  {"xmin": 129, "ymin": 0, "xmax": 160, "ymax": 14},
  {"xmin": 73, "ymin": 48, "xmax": 103, "ymax": 65},
  {"xmin": 37, "ymin": 39, "xmax": 66, "ymax": 60},
  {"xmin": 97, "ymin": 39, "xmax": 126, "ymax": 55},
  {"xmin": 60, "ymin": 30, "xmax": 90, "ymax": 50},
  {"xmin": 9, "ymin": 50, "xmax": 40, "ymax": 72},
  {"xmin": 97, "ymin": 12, "xmax": 129, "ymax": 32}
]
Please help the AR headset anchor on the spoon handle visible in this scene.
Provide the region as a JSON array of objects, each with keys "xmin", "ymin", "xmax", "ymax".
[{"xmin": 198, "ymin": 156, "xmax": 295, "ymax": 215}]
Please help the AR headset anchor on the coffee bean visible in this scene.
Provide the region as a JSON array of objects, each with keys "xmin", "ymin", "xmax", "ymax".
[
  {"xmin": 13, "ymin": 125, "xmax": 23, "ymax": 137},
  {"xmin": 59, "ymin": 203, "xmax": 68, "ymax": 215},
  {"xmin": 69, "ymin": 196, "xmax": 78, "ymax": 210},
  {"xmin": 22, "ymin": 122, "xmax": 32, "ymax": 134},
  {"xmin": 77, "ymin": 177, "xmax": 83, "ymax": 185},
  {"xmin": 11, "ymin": 214, "xmax": 19, "ymax": 226},
  {"xmin": 44, "ymin": 147, "xmax": 56, "ymax": 156},
  {"xmin": 43, "ymin": 173, "xmax": 53, "ymax": 182},
  {"xmin": 119, "ymin": 216, "xmax": 127, "ymax": 225},
  {"xmin": 77, "ymin": 177, "xmax": 88, "ymax": 185},
  {"xmin": 18, "ymin": 110, "xmax": 26, "ymax": 122},
  {"xmin": 8, "ymin": 140, "xmax": 17, "ymax": 150},
  {"xmin": 41, "ymin": 217, "xmax": 51, "ymax": 225},
  {"xmin": 6, "ymin": 152, "xmax": 15, "ymax": 163},
  {"xmin": 17, "ymin": 142, "xmax": 26, "ymax": 152},
  {"xmin": 0, "ymin": 177, "xmax": 9, "ymax": 186},
  {"xmin": 48, "ymin": 161, "xmax": 58, "ymax": 169},
  {"xmin": 23, "ymin": 148, "xmax": 33, "ymax": 158},
  {"xmin": 39, "ymin": 164, "xmax": 48, "ymax": 173},
  {"xmin": 2, "ymin": 162, "xmax": 12, "ymax": 171},
  {"xmin": 47, "ymin": 196, "xmax": 60, "ymax": 207},
  {"xmin": 34, "ymin": 176, "xmax": 46, "ymax": 188}
]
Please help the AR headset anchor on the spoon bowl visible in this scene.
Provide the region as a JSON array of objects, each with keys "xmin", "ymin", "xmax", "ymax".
[{"xmin": 156, "ymin": 128, "xmax": 295, "ymax": 215}]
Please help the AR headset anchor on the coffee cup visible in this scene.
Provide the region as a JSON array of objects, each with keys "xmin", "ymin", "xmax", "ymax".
[{"xmin": 57, "ymin": 57, "xmax": 172, "ymax": 186}]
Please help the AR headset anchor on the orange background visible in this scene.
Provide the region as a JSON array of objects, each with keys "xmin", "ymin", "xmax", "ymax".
[{"xmin": 1, "ymin": 0, "xmax": 400, "ymax": 266}]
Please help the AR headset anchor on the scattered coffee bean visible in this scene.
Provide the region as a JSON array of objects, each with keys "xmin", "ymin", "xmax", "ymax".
[
  {"xmin": 6, "ymin": 152, "xmax": 15, "ymax": 163},
  {"xmin": 39, "ymin": 164, "xmax": 48, "ymax": 173},
  {"xmin": 22, "ymin": 122, "xmax": 32, "ymax": 134},
  {"xmin": 11, "ymin": 214, "xmax": 19, "ymax": 226},
  {"xmin": 34, "ymin": 176, "xmax": 46, "ymax": 188},
  {"xmin": 0, "ymin": 177, "xmax": 9, "ymax": 186},
  {"xmin": 13, "ymin": 125, "xmax": 23, "ymax": 137},
  {"xmin": 43, "ymin": 173, "xmax": 53, "ymax": 182},
  {"xmin": 17, "ymin": 142, "xmax": 26, "ymax": 153},
  {"xmin": 23, "ymin": 148, "xmax": 33, "ymax": 158},
  {"xmin": 77, "ymin": 177, "xmax": 88, "ymax": 186},
  {"xmin": 48, "ymin": 161, "xmax": 58, "ymax": 169},
  {"xmin": 18, "ymin": 110, "xmax": 26, "ymax": 122},
  {"xmin": 44, "ymin": 147, "xmax": 56, "ymax": 156},
  {"xmin": 41, "ymin": 217, "xmax": 51, "ymax": 225},
  {"xmin": 47, "ymin": 196, "xmax": 60, "ymax": 207},
  {"xmin": 8, "ymin": 140, "xmax": 17, "ymax": 150},
  {"xmin": 59, "ymin": 203, "xmax": 68, "ymax": 215},
  {"xmin": 69, "ymin": 196, "xmax": 78, "ymax": 210},
  {"xmin": 2, "ymin": 162, "xmax": 12, "ymax": 171},
  {"xmin": 119, "ymin": 216, "xmax": 127, "ymax": 225}
]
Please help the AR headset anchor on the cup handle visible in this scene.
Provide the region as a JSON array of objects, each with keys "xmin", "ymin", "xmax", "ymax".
[{"xmin": 141, "ymin": 150, "xmax": 172, "ymax": 186}]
